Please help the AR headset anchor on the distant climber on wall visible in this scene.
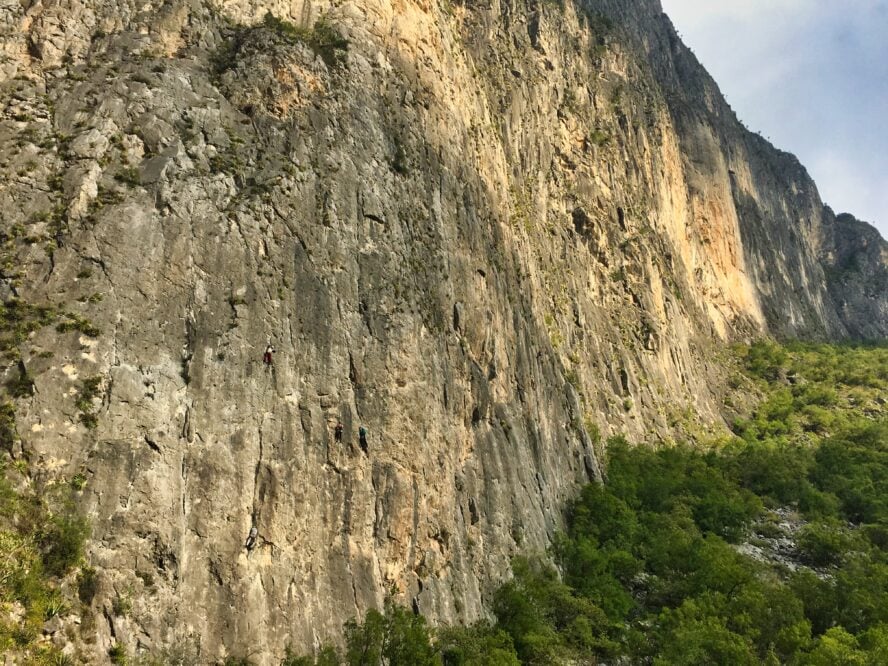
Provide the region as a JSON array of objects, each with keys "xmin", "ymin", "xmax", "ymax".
[
  {"xmin": 263, "ymin": 344, "xmax": 275, "ymax": 369},
  {"xmin": 358, "ymin": 425, "xmax": 368, "ymax": 454},
  {"xmin": 334, "ymin": 421, "xmax": 344, "ymax": 444},
  {"xmin": 245, "ymin": 525, "xmax": 258, "ymax": 550}
]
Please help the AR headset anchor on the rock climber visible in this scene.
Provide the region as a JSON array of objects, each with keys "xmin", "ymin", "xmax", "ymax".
[
  {"xmin": 334, "ymin": 421, "xmax": 344, "ymax": 444},
  {"xmin": 358, "ymin": 425, "xmax": 368, "ymax": 454},
  {"xmin": 245, "ymin": 525, "xmax": 258, "ymax": 550},
  {"xmin": 263, "ymin": 344, "xmax": 275, "ymax": 368}
]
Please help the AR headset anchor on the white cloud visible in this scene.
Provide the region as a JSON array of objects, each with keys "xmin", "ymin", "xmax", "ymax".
[
  {"xmin": 662, "ymin": 0, "xmax": 813, "ymax": 30},
  {"xmin": 661, "ymin": 0, "xmax": 828, "ymax": 47},
  {"xmin": 660, "ymin": 0, "xmax": 888, "ymax": 236},
  {"xmin": 809, "ymin": 151, "xmax": 888, "ymax": 227}
]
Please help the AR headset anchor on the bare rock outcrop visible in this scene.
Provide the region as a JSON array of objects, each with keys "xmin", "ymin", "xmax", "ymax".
[{"xmin": 0, "ymin": 0, "xmax": 884, "ymax": 662}]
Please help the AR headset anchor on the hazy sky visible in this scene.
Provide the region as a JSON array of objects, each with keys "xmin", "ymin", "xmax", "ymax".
[{"xmin": 660, "ymin": 0, "xmax": 888, "ymax": 238}]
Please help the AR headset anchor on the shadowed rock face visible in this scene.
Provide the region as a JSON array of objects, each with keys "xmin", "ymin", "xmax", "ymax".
[
  {"xmin": 819, "ymin": 212, "xmax": 888, "ymax": 340},
  {"xmin": 0, "ymin": 0, "xmax": 884, "ymax": 661}
]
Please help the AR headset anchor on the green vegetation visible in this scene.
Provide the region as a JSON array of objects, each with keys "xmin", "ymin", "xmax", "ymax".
[
  {"xmin": 261, "ymin": 13, "xmax": 349, "ymax": 68},
  {"xmin": 0, "ymin": 297, "xmax": 100, "ymax": 349},
  {"xmin": 214, "ymin": 12, "xmax": 349, "ymax": 76},
  {"xmin": 284, "ymin": 598, "xmax": 509, "ymax": 666},
  {"xmin": 588, "ymin": 129, "xmax": 610, "ymax": 147},
  {"xmin": 0, "ymin": 294, "xmax": 98, "ymax": 659},
  {"xmin": 77, "ymin": 566, "xmax": 98, "ymax": 605},
  {"xmin": 109, "ymin": 643, "xmax": 128, "ymax": 664},
  {"xmin": 114, "ymin": 166, "xmax": 141, "ymax": 187},
  {"xmin": 75, "ymin": 375, "xmax": 103, "ymax": 430},
  {"xmin": 112, "ymin": 588, "xmax": 133, "ymax": 617},
  {"xmin": 609, "ymin": 267, "xmax": 626, "ymax": 283},
  {"xmin": 285, "ymin": 342, "xmax": 888, "ymax": 664},
  {"xmin": 0, "ymin": 462, "xmax": 88, "ymax": 661},
  {"xmin": 7, "ymin": 367, "xmax": 35, "ymax": 398},
  {"xmin": 209, "ymin": 149, "xmax": 246, "ymax": 176},
  {"xmin": 0, "ymin": 402, "xmax": 18, "ymax": 452},
  {"xmin": 56, "ymin": 311, "xmax": 101, "ymax": 337},
  {"xmin": 0, "ymin": 300, "xmax": 57, "ymax": 361},
  {"xmin": 71, "ymin": 472, "xmax": 87, "ymax": 491}
]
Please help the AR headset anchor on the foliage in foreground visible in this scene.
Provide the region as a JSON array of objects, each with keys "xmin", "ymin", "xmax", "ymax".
[
  {"xmin": 287, "ymin": 342, "xmax": 888, "ymax": 665},
  {"xmin": 0, "ymin": 461, "xmax": 89, "ymax": 661}
]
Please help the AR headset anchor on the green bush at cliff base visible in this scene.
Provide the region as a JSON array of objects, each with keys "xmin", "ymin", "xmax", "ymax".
[
  {"xmin": 284, "ymin": 600, "xmax": 521, "ymax": 666},
  {"xmin": 0, "ymin": 464, "xmax": 88, "ymax": 662},
  {"xmin": 284, "ymin": 342, "xmax": 887, "ymax": 665}
]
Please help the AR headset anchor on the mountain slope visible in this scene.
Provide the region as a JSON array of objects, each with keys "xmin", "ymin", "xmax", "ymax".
[{"xmin": 0, "ymin": 0, "xmax": 885, "ymax": 661}]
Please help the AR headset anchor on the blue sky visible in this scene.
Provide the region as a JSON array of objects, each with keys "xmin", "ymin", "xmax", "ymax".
[{"xmin": 660, "ymin": 0, "xmax": 888, "ymax": 238}]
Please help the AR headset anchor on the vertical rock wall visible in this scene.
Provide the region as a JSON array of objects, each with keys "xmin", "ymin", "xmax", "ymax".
[{"xmin": 0, "ymin": 0, "xmax": 884, "ymax": 661}]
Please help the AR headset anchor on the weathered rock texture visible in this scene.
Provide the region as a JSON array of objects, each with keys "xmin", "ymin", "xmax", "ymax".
[{"xmin": 0, "ymin": 0, "xmax": 885, "ymax": 661}]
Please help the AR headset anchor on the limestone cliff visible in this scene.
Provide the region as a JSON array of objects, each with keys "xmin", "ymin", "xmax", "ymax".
[{"xmin": 0, "ymin": 0, "xmax": 885, "ymax": 662}]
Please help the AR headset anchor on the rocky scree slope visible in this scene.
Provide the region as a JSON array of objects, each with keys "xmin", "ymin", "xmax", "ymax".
[{"xmin": 0, "ymin": 0, "xmax": 885, "ymax": 661}]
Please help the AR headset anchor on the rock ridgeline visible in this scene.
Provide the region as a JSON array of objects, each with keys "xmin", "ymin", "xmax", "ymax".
[{"xmin": 0, "ymin": 0, "xmax": 885, "ymax": 662}]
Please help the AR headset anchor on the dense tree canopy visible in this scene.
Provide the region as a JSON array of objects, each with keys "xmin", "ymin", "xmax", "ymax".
[{"xmin": 288, "ymin": 342, "xmax": 888, "ymax": 665}]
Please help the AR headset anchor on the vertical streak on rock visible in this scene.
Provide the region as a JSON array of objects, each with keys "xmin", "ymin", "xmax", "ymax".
[
  {"xmin": 407, "ymin": 475, "xmax": 420, "ymax": 572},
  {"xmin": 252, "ymin": 419, "xmax": 265, "ymax": 522}
]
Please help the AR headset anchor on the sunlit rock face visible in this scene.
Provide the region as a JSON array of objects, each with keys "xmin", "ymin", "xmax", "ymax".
[{"xmin": 1, "ymin": 0, "xmax": 884, "ymax": 661}]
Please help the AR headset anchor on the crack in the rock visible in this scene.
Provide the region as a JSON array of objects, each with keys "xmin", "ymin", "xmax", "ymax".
[{"xmin": 251, "ymin": 419, "xmax": 265, "ymax": 522}]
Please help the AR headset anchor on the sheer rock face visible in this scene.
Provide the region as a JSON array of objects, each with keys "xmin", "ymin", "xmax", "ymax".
[
  {"xmin": 820, "ymin": 212, "xmax": 888, "ymax": 340},
  {"xmin": 0, "ymin": 0, "xmax": 884, "ymax": 661}
]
